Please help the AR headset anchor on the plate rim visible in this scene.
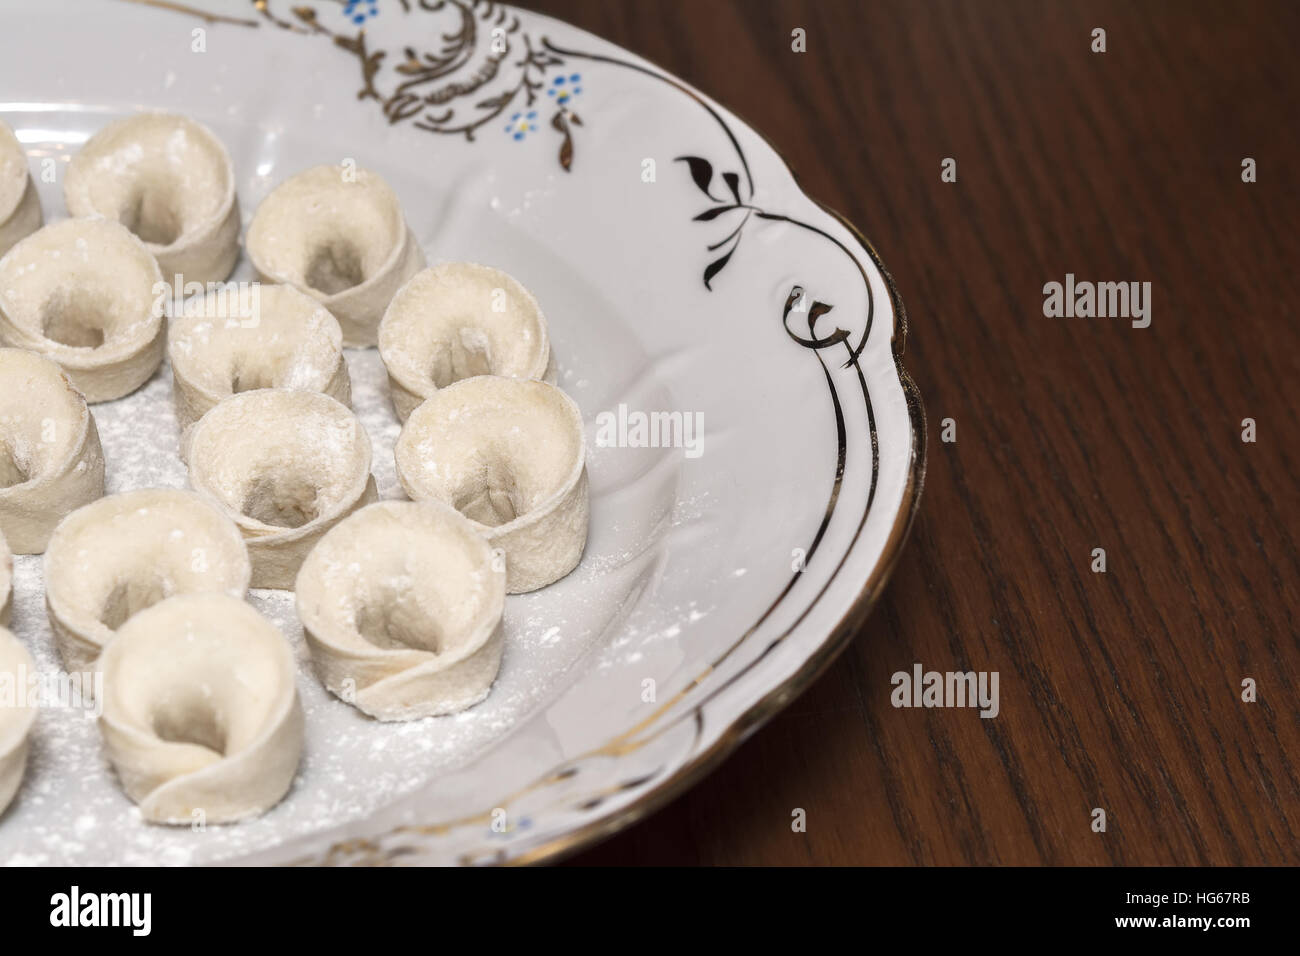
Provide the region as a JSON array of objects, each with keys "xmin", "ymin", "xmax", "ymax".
[
  {"xmin": 470, "ymin": 8, "xmax": 930, "ymax": 865},
  {"xmin": 34, "ymin": 0, "xmax": 929, "ymax": 865}
]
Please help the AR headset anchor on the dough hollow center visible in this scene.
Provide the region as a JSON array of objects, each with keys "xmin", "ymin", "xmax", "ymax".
[
  {"xmin": 429, "ymin": 329, "xmax": 494, "ymax": 389},
  {"xmin": 121, "ymin": 183, "xmax": 184, "ymax": 246},
  {"xmin": 305, "ymin": 239, "xmax": 366, "ymax": 296},
  {"xmin": 455, "ymin": 461, "xmax": 524, "ymax": 527},
  {"xmin": 354, "ymin": 590, "xmax": 442, "ymax": 654},
  {"xmin": 40, "ymin": 288, "xmax": 110, "ymax": 349},
  {"xmin": 151, "ymin": 696, "xmax": 227, "ymax": 756},
  {"xmin": 99, "ymin": 575, "xmax": 171, "ymax": 631},
  {"xmin": 0, "ymin": 441, "xmax": 30, "ymax": 488},
  {"xmin": 229, "ymin": 358, "xmax": 276, "ymax": 395},
  {"xmin": 241, "ymin": 470, "xmax": 322, "ymax": 529}
]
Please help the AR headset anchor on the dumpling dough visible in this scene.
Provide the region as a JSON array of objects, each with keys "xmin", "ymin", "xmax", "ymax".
[
  {"xmin": 184, "ymin": 389, "xmax": 377, "ymax": 589},
  {"xmin": 96, "ymin": 593, "xmax": 303, "ymax": 824},
  {"xmin": 44, "ymin": 488, "xmax": 251, "ymax": 675},
  {"xmin": 378, "ymin": 262, "xmax": 555, "ymax": 422},
  {"xmin": 65, "ymin": 112, "xmax": 240, "ymax": 287},
  {"xmin": 0, "ymin": 348, "xmax": 106, "ymax": 554},
  {"xmin": 245, "ymin": 165, "xmax": 425, "ymax": 347},
  {"xmin": 296, "ymin": 500, "xmax": 505, "ymax": 721},
  {"xmin": 0, "ymin": 529, "xmax": 10, "ymax": 629},
  {"xmin": 0, "ymin": 626, "xmax": 36, "ymax": 817},
  {"xmin": 0, "ymin": 119, "xmax": 42, "ymax": 259},
  {"xmin": 0, "ymin": 218, "xmax": 166, "ymax": 402},
  {"xmin": 170, "ymin": 284, "xmax": 352, "ymax": 430},
  {"xmin": 395, "ymin": 375, "xmax": 588, "ymax": 593}
]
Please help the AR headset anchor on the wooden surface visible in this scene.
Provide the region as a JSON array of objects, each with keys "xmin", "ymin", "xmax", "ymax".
[{"xmin": 546, "ymin": 0, "xmax": 1300, "ymax": 865}]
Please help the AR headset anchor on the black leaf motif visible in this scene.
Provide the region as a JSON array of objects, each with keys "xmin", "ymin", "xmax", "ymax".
[
  {"xmin": 676, "ymin": 156, "xmax": 720, "ymax": 201},
  {"xmin": 808, "ymin": 301, "xmax": 834, "ymax": 331},
  {"xmin": 693, "ymin": 205, "xmax": 740, "ymax": 222},
  {"xmin": 722, "ymin": 171, "xmax": 742, "ymax": 204},
  {"xmin": 703, "ymin": 246, "xmax": 736, "ymax": 289}
]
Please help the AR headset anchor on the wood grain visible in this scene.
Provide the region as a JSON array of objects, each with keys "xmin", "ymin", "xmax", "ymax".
[{"xmin": 534, "ymin": 0, "xmax": 1300, "ymax": 865}]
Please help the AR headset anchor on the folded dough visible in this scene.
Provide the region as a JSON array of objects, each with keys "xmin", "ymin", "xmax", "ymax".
[
  {"xmin": 378, "ymin": 262, "xmax": 555, "ymax": 422},
  {"xmin": 395, "ymin": 375, "xmax": 588, "ymax": 593},
  {"xmin": 245, "ymin": 165, "xmax": 425, "ymax": 347},
  {"xmin": 65, "ymin": 112, "xmax": 240, "ymax": 287},
  {"xmin": 184, "ymin": 389, "xmax": 377, "ymax": 589},
  {"xmin": 96, "ymin": 592, "xmax": 303, "ymax": 824},
  {"xmin": 0, "ymin": 218, "xmax": 166, "ymax": 402},
  {"xmin": 170, "ymin": 284, "xmax": 352, "ymax": 430},
  {"xmin": 296, "ymin": 500, "xmax": 505, "ymax": 721},
  {"xmin": 0, "ymin": 119, "xmax": 42, "ymax": 259},
  {"xmin": 0, "ymin": 529, "xmax": 10, "ymax": 629},
  {"xmin": 0, "ymin": 348, "xmax": 106, "ymax": 554},
  {"xmin": 0, "ymin": 626, "xmax": 37, "ymax": 817},
  {"xmin": 44, "ymin": 488, "xmax": 251, "ymax": 675}
]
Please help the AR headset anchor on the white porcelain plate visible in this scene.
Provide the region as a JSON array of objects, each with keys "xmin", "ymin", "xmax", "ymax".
[{"xmin": 0, "ymin": 0, "xmax": 923, "ymax": 865}]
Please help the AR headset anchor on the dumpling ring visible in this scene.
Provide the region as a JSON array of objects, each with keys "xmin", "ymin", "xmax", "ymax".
[
  {"xmin": 0, "ymin": 118, "xmax": 42, "ymax": 259},
  {"xmin": 395, "ymin": 375, "xmax": 588, "ymax": 593},
  {"xmin": 0, "ymin": 626, "xmax": 37, "ymax": 817},
  {"xmin": 169, "ymin": 284, "xmax": 352, "ymax": 430},
  {"xmin": 296, "ymin": 500, "xmax": 506, "ymax": 721},
  {"xmin": 96, "ymin": 593, "xmax": 303, "ymax": 824},
  {"xmin": 0, "ymin": 348, "xmax": 106, "ymax": 554},
  {"xmin": 43, "ymin": 488, "xmax": 251, "ymax": 675},
  {"xmin": 0, "ymin": 529, "xmax": 11, "ymax": 628},
  {"xmin": 184, "ymin": 389, "xmax": 377, "ymax": 589},
  {"xmin": 245, "ymin": 164, "xmax": 425, "ymax": 347},
  {"xmin": 0, "ymin": 218, "xmax": 166, "ymax": 402},
  {"xmin": 65, "ymin": 111, "xmax": 240, "ymax": 287},
  {"xmin": 378, "ymin": 262, "xmax": 555, "ymax": 423}
]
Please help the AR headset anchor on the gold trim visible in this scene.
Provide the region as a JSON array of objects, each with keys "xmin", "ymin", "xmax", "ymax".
[{"xmin": 118, "ymin": 0, "xmax": 261, "ymax": 27}]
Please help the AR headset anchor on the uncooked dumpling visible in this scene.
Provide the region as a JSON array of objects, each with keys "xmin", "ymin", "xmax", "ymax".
[
  {"xmin": 96, "ymin": 592, "xmax": 303, "ymax": 824},
  {"xmin": 0, "ymin": 118, "xmax": 42, "ymax": 259},
  {"xmin": 43, "ymin": 488, "xmax": 251, "ymax": 674},
  {"xmin": 169, "ymin": 284, "xmax": 352, "ymax": 429},
  {"xmin": 0, "ymin": 348, "xmax": 105, "ymax": 554},
  {"xmin": 65, "ymin": 111, "xmax": 240, "ymax": 287},
  {"xmin": 245, "ymin": 164, "xmax": 424, "ymax": 347},
  {"xmin": 0, "ymin": 626, "xmax": 36, "ymax": 817},
  {"xmin": 378, "ymin": 262, "xmax": 555, "ymax": 422},
  {"xmin": 184, "ymin": 389, "xmax": 377, "ymax": 589},
  {"xmin": 296, "ymin": 500, "xmax": 505, "ymax": 721},
  {"xmin": 0, "ymin": 529, "xmax": 10, "ymax": 629},
  {"xmin": 394, "ymin": 375, "xmax": 588, "ymax": 593},
  {"xmin": 0, "ymin": 218, "xmax": 166, "ymax": 402}
]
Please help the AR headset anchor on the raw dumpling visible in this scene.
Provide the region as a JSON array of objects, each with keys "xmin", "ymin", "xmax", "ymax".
[
  {"xmin": 378, "ymin": 262, "xmax": 554, "ymax": 422},
  {"xmin": 184, "ymin": 389, "xmax": 377, "ymax": 589},
  {"xmin": 96, "ymin": 593, "xmax": 303, "ymax": 824},
  {"xmin": 43, "ymin": 488, "xmax": 251, "ymax": 674},
  {"xmin": 0, "ymin": 348, "xmax": 105, "ymax": 554},
  {"xmin": 394, "ymin": 375, "xmax": 588, "ymax": 593},
  {"xmin": 245, "ymin": 164, "xmax": 424, "ymax": 347},
  {"xmin": 169, "ymin": 284, "xmax": 351, "ymax": 430},
  {"xmin": 0, "ymin": 219, "xmax": 165, "ymax": 402},
  {"xmin": 65, "ymin": 111, "xmax": 240, "ymax": 287},
  {"xmin": 296, "ymin": 500, "xmax": 505, "ymax": 721}
]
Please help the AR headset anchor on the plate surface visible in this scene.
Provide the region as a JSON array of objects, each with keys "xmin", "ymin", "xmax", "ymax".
[{"xmin": 0, "ymin": 0, "xmax": 923, "ymax": 865}]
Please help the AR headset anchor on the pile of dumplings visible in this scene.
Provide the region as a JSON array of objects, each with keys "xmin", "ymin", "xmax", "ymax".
[{"xmin": 0, "ymin": 111, "xmax": 589, "ymax": 825}]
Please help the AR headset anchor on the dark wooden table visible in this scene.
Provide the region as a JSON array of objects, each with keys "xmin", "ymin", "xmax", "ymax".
[{"xmin": 545, "ymin": 0, "xmax": 1300, "ymax": 865}]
